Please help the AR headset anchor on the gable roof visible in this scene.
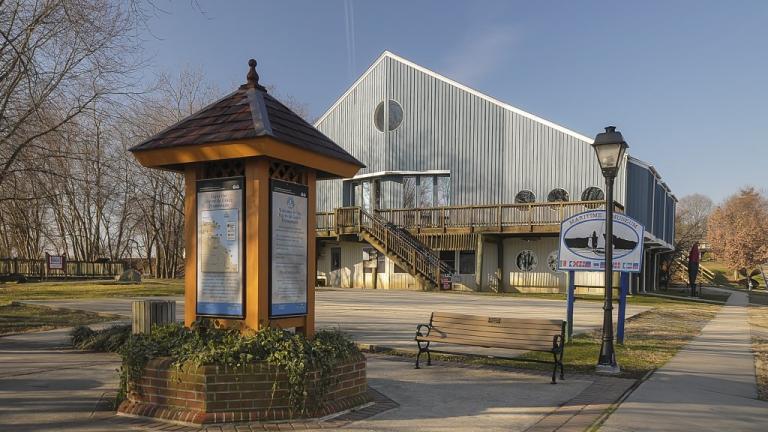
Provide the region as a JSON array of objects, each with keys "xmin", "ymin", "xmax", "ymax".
[
  {"xmin": 315, "ymin": 51, "xmax": 594, "ymax": 144},
  {"xmin": 131, "ymin": 83, "xmax": 364, "ymax": 168}
]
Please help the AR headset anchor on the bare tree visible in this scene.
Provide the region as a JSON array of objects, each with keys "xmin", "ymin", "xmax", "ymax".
[{"xmin": 0, "ymin": 0, "xmax": 143, "ymax": 193}]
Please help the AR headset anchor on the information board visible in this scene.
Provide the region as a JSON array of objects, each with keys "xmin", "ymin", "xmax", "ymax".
[
  {"xmin": 270, "ymin": 179, "xmax": 308, "ymax": 317},
  {"xmin": 196, "ymin": 177, "xmax": 244, "ymax": 318},
  {"xmin": 558, "ymin": 210, "xmax": 644, "ymax": 273},
  {"xmin": 47, "ymin": 254, "xmax": 65, "ymax": 271}
]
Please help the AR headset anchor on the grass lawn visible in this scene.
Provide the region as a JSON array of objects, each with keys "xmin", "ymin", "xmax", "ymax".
[
  {"xmin": 702, "ymin": 260, "xmax": 768, "ymax": 290},
  {"xmin": 0, "ymin": 302, "xmax": 118, "ymax": 335},
  {"xmin": 386, "ymin": 296, "xmax": 721, "ymax": 380},
  {"xmin": 748, "ymin": 304, "xmax": 768, "ymax": 400},
  {"xmin": 0, "ymin": 278, "xmax": 183, "ymax": 303}
]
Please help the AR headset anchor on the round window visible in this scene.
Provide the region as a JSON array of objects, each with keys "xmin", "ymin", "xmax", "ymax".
[
  {"xmin": 516, "ymin": 250, "xmax": 538, "ymax": 272},
  {"xmin": 547, "ymin": 188, "xmax": 569, "ymax": 202},
  {"xmin": 581, "ymin": 187, "xmax": 604, "ymax": 201},
  {"xmin": 547, "ymin": 251, "xmax": 559, "ymax": 272},
  {"xmin": 374, "ymin": 100, "xmax": 403, "ymax": 132},
  {"xmin": 515, "ymin": 190, "xmax": 536, "ymax": 204}
]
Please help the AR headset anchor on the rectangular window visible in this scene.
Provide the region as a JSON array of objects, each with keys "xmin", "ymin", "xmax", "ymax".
[
  {"xmin": 440, "ymin": 250, "xmax": 456, "ymax": 273},
  {"xmin": 459, "ymin": 250, "xmax": 476, "ymax": 275},
  {"xmin": 403, "ymin": 177, "xmax": 416, "ymax": 208},
  {"xmin": 419, "ymin": 177, "xmax": 434, "ymax": 207},
  {"xmin": 330, "ymin": 247, "xmax": 341, "ymax": 271},
  {"xmin": 436, "ymin": 176, "xmax": 450, "ymax": 207},
  {"xmin": 354, "ymin": 183, "xmax": 362, "ymax": 207},
  {"xmin": 362, "ymin": 181, "xmax": 371, "ymax": 212}
]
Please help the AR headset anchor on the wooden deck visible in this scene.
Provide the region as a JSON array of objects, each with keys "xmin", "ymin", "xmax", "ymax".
[{"xmin": 316, "ymin": 200, "xmax": 623, "ymax": 238}]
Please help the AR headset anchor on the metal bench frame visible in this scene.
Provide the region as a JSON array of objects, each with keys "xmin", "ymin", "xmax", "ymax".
[{"xmin": 414, "ymin": 313, "xmax": 566, "ymax": 384}]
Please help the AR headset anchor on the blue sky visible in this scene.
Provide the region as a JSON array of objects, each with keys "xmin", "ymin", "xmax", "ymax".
[{"xmin": 141, "ymin": 0, "xmax": 768, "ymax": 202}]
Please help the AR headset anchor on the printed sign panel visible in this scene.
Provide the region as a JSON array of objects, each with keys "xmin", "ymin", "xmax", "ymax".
[
  {"xmin": 270, "ymin": 180, "xmax": 308, "ymax": 317},
  {"xmin": 196, "ymin": 177, "xmax": 244, "ymax": 318},
  {"xmin": 47, "ymin": 255, "xmax": 65, "ymax": 270},
  {"xmin": 558, "ymin": 210, "xmax": 645, "ymax": 273}
]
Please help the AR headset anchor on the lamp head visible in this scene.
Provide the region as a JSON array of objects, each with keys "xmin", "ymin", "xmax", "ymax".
[{"xmin": 592, "ymin": 126, "xmax": 628, "ymax": 178}]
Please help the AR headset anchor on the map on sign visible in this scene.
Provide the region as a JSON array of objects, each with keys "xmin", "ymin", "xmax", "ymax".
[
  {"xmin": 196, "ymin": 177, "xmax": 244, "ymax": 318},
  {"xmin": 199, "ymin": 209, "xmax": 239, "ymax": 273}
]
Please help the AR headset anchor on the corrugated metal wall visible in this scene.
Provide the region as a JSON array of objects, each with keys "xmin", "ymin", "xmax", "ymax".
[
  {"xmin": 316, "ymin": 54, "xmax": 626, "ymax": 212},
  {"xmin": 625, "ymin": 159, "xmax": 676, "ymax": 245}
]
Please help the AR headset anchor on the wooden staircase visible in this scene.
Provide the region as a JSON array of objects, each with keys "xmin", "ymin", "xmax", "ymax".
[{"xmin": 334, "ymin": 207, "xmax": 450, "ymax": 289}]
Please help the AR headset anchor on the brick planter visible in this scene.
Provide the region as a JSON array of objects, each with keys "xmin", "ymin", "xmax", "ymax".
[{"xmin": 117, "ymin": 354, "xmax": 370, "ymax": 425}]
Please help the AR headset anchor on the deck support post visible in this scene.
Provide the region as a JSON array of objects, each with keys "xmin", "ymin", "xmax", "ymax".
[{"xmin": 475, "ymin": 234, "xmax": 484, "ymax": 290}]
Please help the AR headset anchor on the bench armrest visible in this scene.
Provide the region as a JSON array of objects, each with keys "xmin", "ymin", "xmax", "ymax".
[
  {"xmin": 415, "ymin": 323, "xmax": 431, "ymax": 339},
  {"xmin": 552, "ymin": 334, "xmax": 564, "ymax": 353}
]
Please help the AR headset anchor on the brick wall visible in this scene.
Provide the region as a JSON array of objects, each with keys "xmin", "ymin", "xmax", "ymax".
[{"xmin": 118, "ymin": 354, "xmax": 371, "ymax": 425}]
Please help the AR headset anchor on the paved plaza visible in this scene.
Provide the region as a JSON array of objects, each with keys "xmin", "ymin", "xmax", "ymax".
[
  {"xmin": 27, "ymin": 288, "xmax": 650, "ymax": 356},
  {"xmin": 4, "ymin": 288, "xmax": 768, "ymax": 431}
]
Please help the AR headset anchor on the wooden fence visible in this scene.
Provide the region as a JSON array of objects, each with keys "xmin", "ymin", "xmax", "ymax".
[{"xmin": 0, "ymin": 258, "xmax": 125, "ymax": 280}]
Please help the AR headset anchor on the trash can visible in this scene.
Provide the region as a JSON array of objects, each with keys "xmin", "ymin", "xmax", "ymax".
[{"xmin": 132, "ymin": 300, "xmax": 176, "ymax": 334}]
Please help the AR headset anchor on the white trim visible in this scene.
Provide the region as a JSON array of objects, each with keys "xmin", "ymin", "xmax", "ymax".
[
  {"xmin": 346, "ymin": 170, "xmax": 450, "ymax": 180},
  {"xmin": 315, "ymin": 51, "xmax": 594, "ymax": 143}
]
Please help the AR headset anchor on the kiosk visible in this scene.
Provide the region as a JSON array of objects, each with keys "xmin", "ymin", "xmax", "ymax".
[{"xmin": 131, "ymin": 59, "xmax": 364, "ymax": 336}]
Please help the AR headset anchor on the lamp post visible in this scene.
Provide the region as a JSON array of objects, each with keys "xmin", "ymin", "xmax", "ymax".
[{"xmin": 592, "ymin": 126, "xmax": 628, "ymax": 374}]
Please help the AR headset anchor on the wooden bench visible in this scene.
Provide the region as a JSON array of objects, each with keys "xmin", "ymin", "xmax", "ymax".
[{"xmin": 414, "ymin": 311, "xmax": 566, "ymax": 383}]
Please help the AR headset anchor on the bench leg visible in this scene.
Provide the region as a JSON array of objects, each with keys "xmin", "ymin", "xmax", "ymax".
[
  {"xmin": 426, "ymin": 342, "xmax": 432, "ymax": 366},
  {"xmin": 559, "ymin": 350, "xmax": 565, "ymax": 381},
  {"xmin": 415, "ymin": 340, "xmax": 429, "ymax": 369},
  {"xmin": 551, "ymin": 353, "xmax": 558, "ymax": 384}
]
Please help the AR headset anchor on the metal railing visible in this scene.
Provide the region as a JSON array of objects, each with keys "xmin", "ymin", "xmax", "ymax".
[
  {"xmin": 374, "ymin": 200, "xmax": 622, "ymax": 232},
  {"xmin": 0, "ymin": 258, "xmax": 125, "ymax": 280}
]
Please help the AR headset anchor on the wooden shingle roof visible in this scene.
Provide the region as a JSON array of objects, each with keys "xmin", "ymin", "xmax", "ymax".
[{"xmin": 130, "ymin": 60, "xmax": 364, "ymax": 170}]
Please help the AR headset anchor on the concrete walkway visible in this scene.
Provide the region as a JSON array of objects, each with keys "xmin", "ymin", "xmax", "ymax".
[
  {"xmin": 0, "ymin": 327, "xmax": 130, "ymax": 432},
  {"xmin": 0, "ymin": 325, "xmax": 623, "ymax": 432},
  {"xmin": 601, "ymin": 291, "xmax": 768, "ymax": 432}
]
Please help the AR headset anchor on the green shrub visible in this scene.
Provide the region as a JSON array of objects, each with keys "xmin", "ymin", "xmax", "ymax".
[
  {"xmin": 72, "ymin": 320, "xmax": 361, "ymax": 415},
  {"xmin": 70, "ymin": 325, "xmax": 130, "ymax": 351}
]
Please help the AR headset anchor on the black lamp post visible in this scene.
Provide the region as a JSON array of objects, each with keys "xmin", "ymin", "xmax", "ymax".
[{"xmin": 592, "ymin": 126, "xmax": 628, "ymax": 374}]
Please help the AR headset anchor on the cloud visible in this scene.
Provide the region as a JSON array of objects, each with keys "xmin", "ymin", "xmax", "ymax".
[
  {"xmin": 344, "ymin": 0, "xmax": 357, "ymax": 81},
  {"xmin": 442, "ymin": 26, "xmax": 519, "ymax": 84}
]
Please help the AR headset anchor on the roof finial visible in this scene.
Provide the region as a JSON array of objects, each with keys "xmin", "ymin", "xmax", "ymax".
[{"xmin": 247, "ymin": 59, "xmax": 260, "ymax": 87}]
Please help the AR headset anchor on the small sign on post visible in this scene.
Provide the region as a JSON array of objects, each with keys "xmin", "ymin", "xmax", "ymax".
[
  {"xmin": 558, "ymin": 210, "xmax": 645, "ymax": 344},
  {"xmin": 558, "ymin": 210, "xmax": 644, "ymax": 273}
]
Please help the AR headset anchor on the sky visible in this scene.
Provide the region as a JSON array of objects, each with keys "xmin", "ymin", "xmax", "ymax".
[{"xmin": 139, "ymin": 0, "xmax": 768, "ymax": 203}]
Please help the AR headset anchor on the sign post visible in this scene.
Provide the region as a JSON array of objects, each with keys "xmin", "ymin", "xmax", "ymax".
[
  {"xmin": 566, "ymin": 270, "xmax": 575, "ymax": 342},
  {"xmin": 558, "ymin": 210, "xmax": 644, "ymax": 342},
  {"xmin": 617, "ymin": 272, "xmax": 630, "ymax": 344}
]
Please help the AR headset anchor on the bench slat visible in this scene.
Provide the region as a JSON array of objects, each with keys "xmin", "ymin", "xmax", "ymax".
[
  {"xmin": 432, "ymin": 311, "xmax": 564, "ymax": 327},
  {"xmin": 423, "ymin": 330, "xmax": 558, "ymax": 347},
  {"xmin": 428, "ymin": 325, "xmax": 561, "ymax": 340},
  {"xmin": 417, "ymin": 335, "xmax": 556, "ymax": 352},
  {"xmin": 431, "ymin": 317, "xmax": 564, "ymax": 332}
]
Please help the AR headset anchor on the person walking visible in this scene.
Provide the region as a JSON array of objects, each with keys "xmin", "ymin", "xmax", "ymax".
[{"xmin": 688, "ymin": 242, "xmax": 700, "ymax": 296}]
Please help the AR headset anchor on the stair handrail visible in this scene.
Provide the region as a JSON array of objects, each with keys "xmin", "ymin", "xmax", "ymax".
[{"xmin": 358, "ymin": 208, "xmax": 444, "ymax": 285}]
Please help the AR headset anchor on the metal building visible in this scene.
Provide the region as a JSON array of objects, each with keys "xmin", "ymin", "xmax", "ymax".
[{"xmin": 314, "ymin": 51, "xmax": 675, "ymax": 294}]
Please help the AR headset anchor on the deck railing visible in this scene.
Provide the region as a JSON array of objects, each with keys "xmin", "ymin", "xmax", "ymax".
[
  {"xmin": 376, "ymin": 200, "xmax": 621, "ymax": 232},
  {"xmin": 320, "ymin": 200, "xmax": 622, "ymax": 235}
]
